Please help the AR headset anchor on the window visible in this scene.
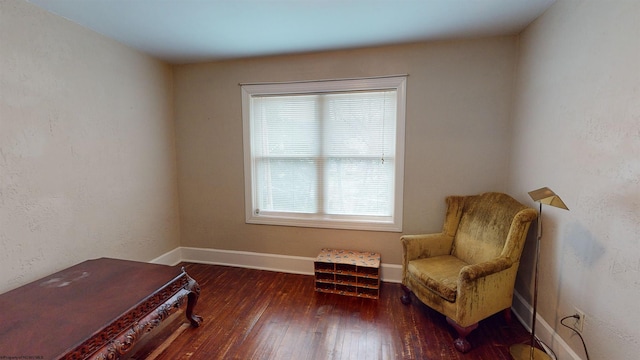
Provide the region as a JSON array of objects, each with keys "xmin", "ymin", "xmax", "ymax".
[{"xmin": 241, "ymin": 76, "xmax": 406, "ymax": 232}]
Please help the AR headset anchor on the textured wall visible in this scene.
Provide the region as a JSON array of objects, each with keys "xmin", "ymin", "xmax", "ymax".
[
  {"xmin": 173, "ymin": 38, "xmax": 518, "ymax": 265},
  {"xmin": 508, "ymin": 1, "xmax": 640, "ymax": 359},
  {"xmin": 0, "ymin": 1, "xmax": 180, "ymax": 293}
]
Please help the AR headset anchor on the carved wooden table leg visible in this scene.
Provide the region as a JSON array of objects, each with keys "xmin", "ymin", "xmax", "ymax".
[
  {"xmin": 92, "ymin": 270, "xmax": 205, "ymax": 359},
  {"xmin": 183, "ymin": 270, "xmax": 203, "ymax": 327}
]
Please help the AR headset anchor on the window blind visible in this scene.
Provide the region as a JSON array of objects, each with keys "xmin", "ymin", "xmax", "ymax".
[{"xmin": 251, "ymin": 90, "xmax": 396, "ymax": 217}]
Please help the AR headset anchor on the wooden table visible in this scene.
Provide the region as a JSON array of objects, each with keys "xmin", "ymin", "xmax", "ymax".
[{"xmin": 0, "ymin": 257, "xmax": 202, "ymax": 360}]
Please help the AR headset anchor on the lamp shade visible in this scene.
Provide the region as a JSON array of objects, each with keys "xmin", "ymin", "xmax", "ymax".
[{"xmin": 528, "ymin": 187, "xmax": 569, "ymax": 210}]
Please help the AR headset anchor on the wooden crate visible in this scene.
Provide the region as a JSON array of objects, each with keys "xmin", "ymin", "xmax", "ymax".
[{"xmin": 314, "ymin": 248, "xmax": 381, "ymax": 299}]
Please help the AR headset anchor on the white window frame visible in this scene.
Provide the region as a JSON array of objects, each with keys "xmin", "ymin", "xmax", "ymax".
[{"xmin": 241, "ymin": 76, "xmax": 406, "ymax": 232}]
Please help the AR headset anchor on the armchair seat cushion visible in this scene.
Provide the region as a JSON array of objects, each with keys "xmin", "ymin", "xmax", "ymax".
[{"xmin": 407, "ymin": 255, "xmax": 469, "ymax": 302}]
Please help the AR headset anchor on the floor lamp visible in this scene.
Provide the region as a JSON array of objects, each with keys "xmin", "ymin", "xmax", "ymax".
[{"xmin": 510, "ymin": 187, "xmax": 569, "ymax": 360}]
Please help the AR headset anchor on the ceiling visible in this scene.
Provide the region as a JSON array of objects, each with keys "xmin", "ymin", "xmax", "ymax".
[{"xmin": 27, "ymin": 0, "xmax": 555, "ymax": 64}]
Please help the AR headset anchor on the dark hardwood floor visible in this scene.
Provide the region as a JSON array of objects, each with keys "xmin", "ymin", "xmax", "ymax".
[{"xmin": 130, "ymin": 263, "xmax": 530, "ymax": 360}]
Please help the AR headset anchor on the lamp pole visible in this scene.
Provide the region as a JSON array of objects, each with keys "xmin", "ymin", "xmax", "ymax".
[
  {"xmin": 529, "ymin": 202, "xmax": 543, "ymax": 358},
  {"xmin": 510, "ymin": 188, "xmax": 568, "ymax": 360}
]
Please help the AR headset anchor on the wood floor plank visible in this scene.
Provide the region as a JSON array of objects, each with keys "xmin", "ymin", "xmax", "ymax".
[{"xmin": 130, "ymin": 263, "xmax": 531, "ymax": 360}]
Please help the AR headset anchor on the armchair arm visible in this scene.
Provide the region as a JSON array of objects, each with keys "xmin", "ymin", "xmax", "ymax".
[
  {"xmin": 401, "ymin": 195, "xmax": 463, "ymax": 265},
  {"xmin": 454, "ymin": 257, "xmax": 518, "ymax": 327},
  {"xmin": 459, "ymin": 257, "xmax": 512, "ymax": 283},
  {"xmin": 401, "ymin": 233, "xmax": 454, "ymax": 263},
  {"xmin": 501, "ymin": 208, "xmax": 538, "ymax": 262}
]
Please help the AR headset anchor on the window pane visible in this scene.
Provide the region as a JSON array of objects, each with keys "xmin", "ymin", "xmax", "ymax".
[
  {"xmin": 253, "ymin": 95, "xmax": 319, "ymax": 157},
  {"xmin": 255, "ymin": 158, "xmax": 317, "ymax": 213},
  {"xmin": 325, "ymin": 158, "xmax": 394, "ymax": 216},
  {"xmin": 324, "ymin": 91, "xmax": 396, "ymax": 157}
]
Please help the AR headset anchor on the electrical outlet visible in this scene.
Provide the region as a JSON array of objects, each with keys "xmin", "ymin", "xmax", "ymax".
[{"xmin": 574, "ymin": 308, "xmax": 585, "ymax": 332}]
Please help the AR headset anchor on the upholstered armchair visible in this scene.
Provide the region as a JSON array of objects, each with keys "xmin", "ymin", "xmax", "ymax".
[{"xmin": 400, "ymin": 192, "xmax": 537, "ymax": 353}]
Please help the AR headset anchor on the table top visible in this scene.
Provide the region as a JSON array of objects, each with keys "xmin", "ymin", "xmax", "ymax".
[
  {"xmin": 0, "ymin": 257, "xmax": 184, "ymax": 359},
  {"xmin": 315, "ymin": 248, "xmax": 381, "ymax": 268}
]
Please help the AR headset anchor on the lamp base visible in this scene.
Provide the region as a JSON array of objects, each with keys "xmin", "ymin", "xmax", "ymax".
[{"xmin": 509, "ymin": 343, "xmax": 552, "ymax": 360}]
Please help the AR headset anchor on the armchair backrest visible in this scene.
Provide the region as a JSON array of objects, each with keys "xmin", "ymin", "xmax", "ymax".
[{"xmin": 450, "ymin": 192, "xmax": 536, "ymax": 265}]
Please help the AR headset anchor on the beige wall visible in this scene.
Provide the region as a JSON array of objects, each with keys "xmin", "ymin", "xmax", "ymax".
[
  {"xmin": 174, "ymin": 38, "xmax": 518, "ymax": 264},
  {"xmin": 508, "ymin": 1, "xmax": 640, "ymax": 359},
  {"xmin": 0, "ymin": 1, "xmax": 180, "ymax": 292}
]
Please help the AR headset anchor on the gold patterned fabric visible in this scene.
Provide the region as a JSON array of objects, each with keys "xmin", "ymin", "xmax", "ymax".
[{"xmin": 401, "ymin": 192, "xmax": 537, "ymax": 330}]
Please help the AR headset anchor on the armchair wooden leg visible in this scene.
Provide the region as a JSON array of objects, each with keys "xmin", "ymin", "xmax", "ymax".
[
  {"xmin": 400, "ymin": 284, "xmax": 412, "ymax": 305},
  {"xmin": 446, "ymin": 317, "xmax": 478, "ymax": 353},
  {"xmin": 503, "ymin": 308, "xmax": 512, "ymax": 325}
]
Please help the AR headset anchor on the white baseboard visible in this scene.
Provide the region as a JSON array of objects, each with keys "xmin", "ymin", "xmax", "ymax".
[
  {"xmin": 511, "ymin": 290, "xmax": 583, "ymax": 360},
  {"xmin": 380, "ymin": 263, "xmax": 402, "ymax": 283},
  {"xmin": 150, "ymin": 247, "xmax": 182, "ymax": 266},
  {"xmin": 181, "ymin": 246, "xmax": 315, "ymax": 275},
  {"xmin": 150, "ymin": 246, "xmax": 402, "ymax": 283}
]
